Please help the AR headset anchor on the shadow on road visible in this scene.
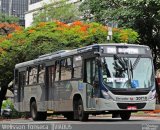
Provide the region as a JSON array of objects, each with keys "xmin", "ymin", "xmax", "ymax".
[{"xmin": 45, "ymin": 117, "xmax": 147, "ymax": 123}]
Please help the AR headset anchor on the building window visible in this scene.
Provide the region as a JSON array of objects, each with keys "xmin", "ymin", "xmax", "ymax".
[
  {"xmin": 1, "ymin": 0, "xmax": 28, "ymax": 26},
  {"xmin": 30, "ymin": 0, "xmax": 42, "ymax": 4}
]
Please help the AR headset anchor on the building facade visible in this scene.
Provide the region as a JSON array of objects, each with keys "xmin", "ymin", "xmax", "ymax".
[
  {"xmin": 25, "ymin": 0, "xmax": 48, "ymax": 28},
  {"xmin": 0, "ymin": 0, "xmax": 29, "ymax": 26},
  {"xmin": 25, "ymin": 0, "xmax": 79, "ymax": 28}
]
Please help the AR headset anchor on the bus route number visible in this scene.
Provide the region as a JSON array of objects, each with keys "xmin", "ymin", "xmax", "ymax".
[{"xmin": 136, "ymin": 97, "xmax": 147, "ymax": 101}]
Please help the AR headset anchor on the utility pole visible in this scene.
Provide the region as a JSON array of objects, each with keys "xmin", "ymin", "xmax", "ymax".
[
  {"xmin": 108, "ymin": 26, "xmax": 113, "ymax": 42},
  {"xmin": 9, "ymin": 0, "xmax": 12, "ymax": 16}
]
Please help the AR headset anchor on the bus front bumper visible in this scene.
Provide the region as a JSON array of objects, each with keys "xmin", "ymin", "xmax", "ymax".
[{"xmin": 94, "ymin": 98, "xmax": 156, "ymax": 111}]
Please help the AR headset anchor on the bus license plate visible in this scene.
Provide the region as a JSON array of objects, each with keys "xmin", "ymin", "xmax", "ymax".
[{"xmin": 127, "ymin": 106, "xmax": 137, "ymax": 110}]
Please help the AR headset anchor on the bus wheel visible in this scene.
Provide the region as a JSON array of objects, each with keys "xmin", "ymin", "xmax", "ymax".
[
  {"xmin": 30, "ymin": 101, "xmax": 47, "ymax": 121},
  {"xmin": 120, "ymin": 111, "xmax": 131, "ymax": 121},
  {"xmin": 78, "ymin": 99, "xmax": 89, "ymax": 121}
]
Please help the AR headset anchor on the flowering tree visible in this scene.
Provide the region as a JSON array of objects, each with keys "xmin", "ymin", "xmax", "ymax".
[
  {"xmin": 0, "ymin": 21, "xmax": 138, "ymax": 114},
  {"xmin": 0, "ymin": 23, "xmax": 22, "ymax": 35},
  {"xmin": 0, "ymin": 23, "xmax": 22, "ymax": 114}
]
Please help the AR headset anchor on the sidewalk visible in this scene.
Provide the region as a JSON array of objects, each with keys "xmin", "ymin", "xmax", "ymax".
[{"xmin": 132, "ymin": 111, "xmax": 160, "ymax": 117}]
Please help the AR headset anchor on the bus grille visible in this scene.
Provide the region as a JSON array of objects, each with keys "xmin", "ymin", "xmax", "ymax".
[{"xmin": 117, "ymin": 103, "xmax": 146, "ymax": 109}]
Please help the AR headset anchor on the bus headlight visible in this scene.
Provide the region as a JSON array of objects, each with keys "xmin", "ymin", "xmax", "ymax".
[
  {"xmin": 101, "ymin": 90, "xmax": 113, "ymax": 100},
  {"xmin": 148, "ymin": 90, "xmax": 156, "ymax": 101}
]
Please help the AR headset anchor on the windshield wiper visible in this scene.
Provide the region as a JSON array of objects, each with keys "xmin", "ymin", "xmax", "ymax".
[
  {"xmin": 113, "ymin": 55, "xmax": 127, "ymax": 70},
  {"xmin": 130, "ymin": 60, "xmax": 133, "ymax": 78},
  {"xmin": 113, "ymin": 55, "xmax": 134, "ymax": 88},
  {"xmin": 113, "ymin": 55, "xmax": 129, "ymax": 76},
  {"xmin": 132, "ymin": 55, "xmax": 141, "ymax": 70}
]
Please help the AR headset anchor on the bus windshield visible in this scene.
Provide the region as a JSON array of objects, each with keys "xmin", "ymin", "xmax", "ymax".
[{"xmin": 102, "ymin": 56, "xmax": 154, "ymax": 89}]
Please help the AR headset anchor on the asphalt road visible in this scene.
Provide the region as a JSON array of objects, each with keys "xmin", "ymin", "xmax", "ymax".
[{"xmin": 0, "ymin": 115, "xmax": 160, "ymax": 130}]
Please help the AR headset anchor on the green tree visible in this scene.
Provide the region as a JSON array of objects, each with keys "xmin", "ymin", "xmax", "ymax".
[
  {"xmin": 0, "ymin": 13, "xmax": 19, "ymax": 24},
  {"xmin": 33, "ymin": 0, "xmax": 81, "ymax": 24},
  {"xmin": 0, "ymin": 23, "xmax": 22, "ymax": 115},
  {"xmin": 80, "ymin": 0, "xmax": 160, "ymax": 69},
  {"xmin": 0, "ymin": 21, "xmax": 138, "ymax": 115}
]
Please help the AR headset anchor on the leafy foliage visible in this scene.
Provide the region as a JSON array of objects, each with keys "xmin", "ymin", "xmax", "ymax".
[
  {"xmin": 80, "ymin": 0, "xmax": 160, "ymax": 69},
  {"xmin": 0, "ymin": 13, "xmax": 19, "ymax": 24},
  {"xmin": 0, "ymin": 23, "xmax": 22, "ymax": 36},
  {"xmin": 2, "ymin": 99, "xmax": 13, "ymax": 109},
  {"xmin": 0, "ymin": 20, "xmax": 138, "ymax": 89},
  {"xmin": 1, "ymin": 99, "xmax": 23, "ymax": 118},
  {"xmin": 0, "ymin": 21, "xmax": 138, "ymax": 115},
  {"xmin": 4, "ymin": 21, "xmax": 138, "ymax": 60},
  {"xmin": 0, "ymin": 20, "xmax": 139, "ymax": 60},
  {"xmin": 113, "ymin": 29, "xmax": 139, "ymax": 43}
]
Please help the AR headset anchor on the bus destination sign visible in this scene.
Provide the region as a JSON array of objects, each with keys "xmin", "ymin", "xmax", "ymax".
[{"xmin": 103, "ymin": 46, "xmax": 149, "ymax": 55}]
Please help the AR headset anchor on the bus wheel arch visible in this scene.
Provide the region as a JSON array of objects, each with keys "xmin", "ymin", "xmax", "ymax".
[
  {"xmin": 30, "ymin": 98, "xmax": 37, "ymax": 120},
  {"xmin": 73, "ymin": 94, "xmax": 89, "ymax": 121},
  {"xmin": 30, "ymin": 97, "xmax": 36, "ymax": 106},
  {"xmin": 30, "ymin": 97, "xmax": 47, "ymax": 121}
]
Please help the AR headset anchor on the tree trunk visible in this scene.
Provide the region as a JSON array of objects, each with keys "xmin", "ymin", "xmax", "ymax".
[
  {"xmin": 0, "ymin": 86, "xmax": 8, "ymax": 113},
  {"xmin": 153, "ymin": 45, "xmax": 158, "ymax": 71}
]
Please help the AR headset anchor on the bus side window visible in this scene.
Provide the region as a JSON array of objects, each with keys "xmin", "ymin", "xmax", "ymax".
[
  {"xmin": 86, "ymin": 60, "xmax": 91, "ymax": 83},
  {"xmin": 73, "ymin": 55, "xmax": 82, "ymax": 79},
  {"xmin": 46, "ymin": 65, "xmax": 55, "ymax": 87},
  {"xmin": 66, "ymin": 57, "xmax": 72, "ymax": 79},
  {"xmin": 20, "ymin": 71, "xmax": 26, "ymax": 86},
  {"xmin": 26, "ymin": 68, "xmax": 29, "ymax": 85},
  {"xmin": 18, "ymin": 71, "xmax": 26, "ymax": 102},
  {"xmin": 55, "ymin": 61, "xmax": 60, "ymax": 81},
  {"xmin": 29, "ymin": 66, "xmax": 38, "ymax": 85},
  {"xmin": 38, "ymin": 65, "xmax": 45, "ymax": 84},
  {"xmin": 85, "ymin": 58, "xmax": 97, "ymax": 85},
  {"xmin": 93, "ymin": 60, "xmax": 98, "ymax": 83},
  {"xmin": 60, "ymin": 58, "xmax": 72, "ymax": 80}
]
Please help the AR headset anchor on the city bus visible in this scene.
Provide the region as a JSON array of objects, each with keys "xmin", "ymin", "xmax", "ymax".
[{"xmin": 14, "ymin": 43, "xmax": 156, "ymax": 121}]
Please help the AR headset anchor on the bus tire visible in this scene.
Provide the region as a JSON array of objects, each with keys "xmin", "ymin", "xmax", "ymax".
[
  {"xmin": 30, "ymin": 101, "xmax": 47, "ymax": 121},
  {"xmin": 120, "ymin": 111, "xmax": 131, "ymax": 121},
  {"xmin": 78, "ymin": 99, "xmax": 89, "ymax": 121}
]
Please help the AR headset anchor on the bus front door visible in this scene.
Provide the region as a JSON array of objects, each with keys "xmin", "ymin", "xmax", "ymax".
[
  {"xmin": 85, "ymin": 58, "xmax": 98, "ymax": 109},
  {"xmin": 86, "ymin": 84, "xmax": 97, "ymax": 109}
]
